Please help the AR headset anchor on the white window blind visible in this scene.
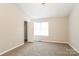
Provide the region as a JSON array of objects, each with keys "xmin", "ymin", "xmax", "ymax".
[{"xmin": 34, "ymin": 22, "xmax": 48, "ymax": 36}]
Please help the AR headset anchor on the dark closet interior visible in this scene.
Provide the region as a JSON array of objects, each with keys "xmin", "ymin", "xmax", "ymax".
[{"xmin": 24, "ymin": 21, "xmax": 27, "ymax": 41}]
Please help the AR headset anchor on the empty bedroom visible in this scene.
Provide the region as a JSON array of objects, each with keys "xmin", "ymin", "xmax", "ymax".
[{"xmin": 0, "ymin": 3, "xmax": 79, "ymax": 56}]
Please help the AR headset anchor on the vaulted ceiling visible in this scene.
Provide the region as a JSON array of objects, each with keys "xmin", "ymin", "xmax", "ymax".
[{"xmin": 17, "ymin": 3, "xmax": 75, "ymax": 19}]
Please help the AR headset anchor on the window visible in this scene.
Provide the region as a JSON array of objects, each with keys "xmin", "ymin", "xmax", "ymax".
[{"xmin": 34, "ymin": 22, "xmax": 48, "ymax": 36}]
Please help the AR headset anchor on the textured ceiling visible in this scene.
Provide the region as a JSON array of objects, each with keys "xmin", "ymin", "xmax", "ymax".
[{"xmin": 17, "ymin": 3, "xmax": 75, "ymax": 19}]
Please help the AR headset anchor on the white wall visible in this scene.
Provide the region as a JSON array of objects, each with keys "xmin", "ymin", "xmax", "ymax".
[
  {"xmin": 69, "ymin": 4, "xmax": 79, "ymax": 52},
  {"xmin": 27, "ymin": 17, "xmax": 68, "ymax": 43},
  {"xmin": 0, "ymin": 4, "xmax": 24, "ymax": 54}
]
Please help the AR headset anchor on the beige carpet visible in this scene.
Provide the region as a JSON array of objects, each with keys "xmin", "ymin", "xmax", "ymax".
[{"xmin": 2, "ymin": 42, "xmax": 79, "ymax": 56}]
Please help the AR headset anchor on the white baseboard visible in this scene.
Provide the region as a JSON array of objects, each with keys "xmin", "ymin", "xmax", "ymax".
[
  {"xmin": 41, "ymin": 41, "xmax": 68, "ymax": 44},
  {"xmin": 68, "ymin": 43, "xmax": 79, "ymax": 53},
  {"xmin": 28, "ymin": 40, "xmax": 68, "ymax": 44},
  {"xmin": 50, "ymin": 41, "xmax": 68, "ymax": 44},
  {"xmin": 0, "ymin": 43, "xmax": 24, "ymax": 55}
]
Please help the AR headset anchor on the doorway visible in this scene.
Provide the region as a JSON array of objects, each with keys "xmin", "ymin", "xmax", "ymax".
[{"xmin": 24, "ymin": 21, "xmax": 27, "ymax": 42}]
